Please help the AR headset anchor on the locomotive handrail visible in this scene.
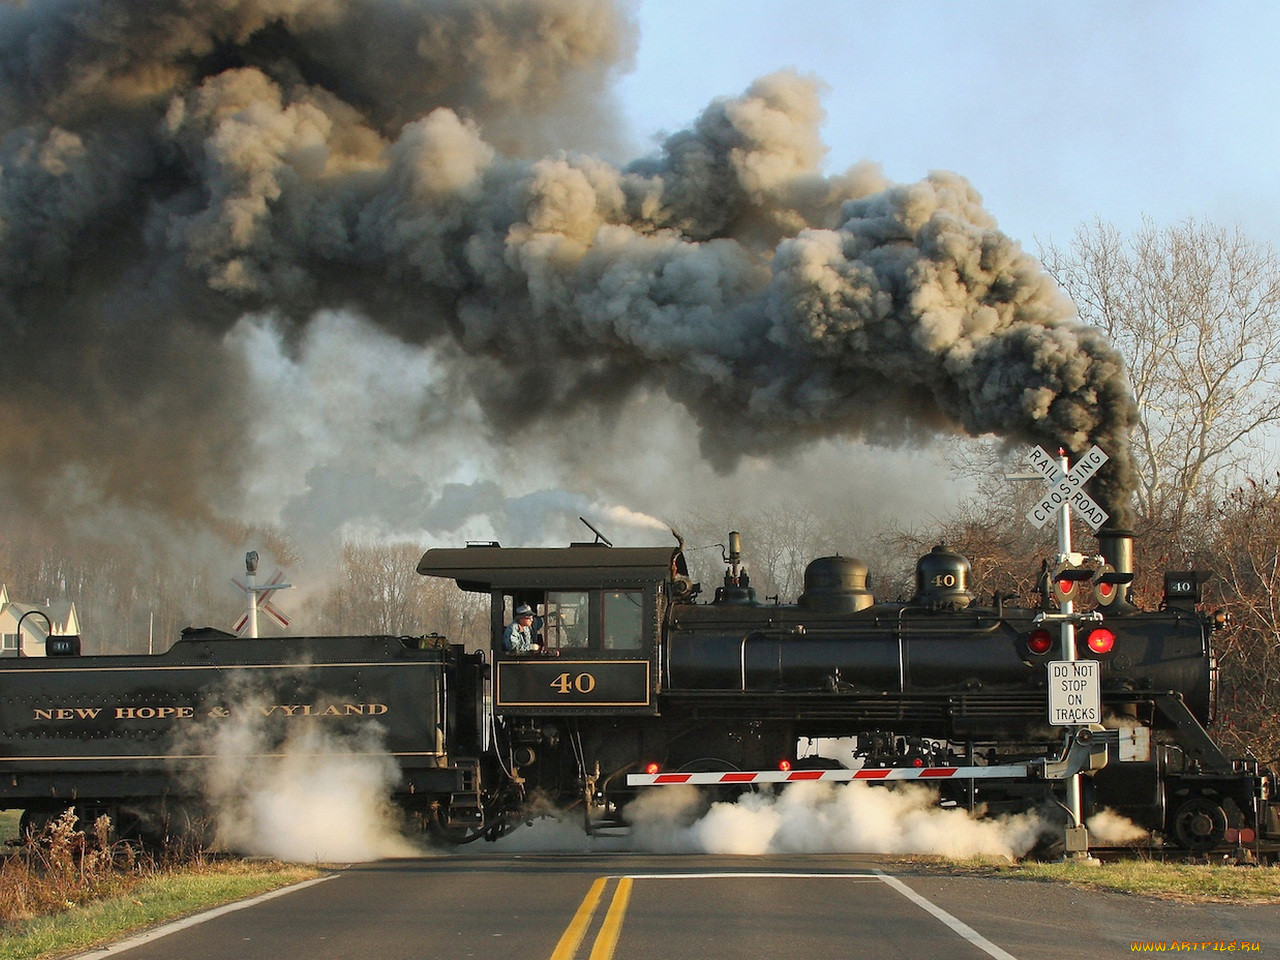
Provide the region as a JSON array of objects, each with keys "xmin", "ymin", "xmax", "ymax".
[{"xmin": 14, "ymin": 609, "xmax": 53, "ymax": 657}]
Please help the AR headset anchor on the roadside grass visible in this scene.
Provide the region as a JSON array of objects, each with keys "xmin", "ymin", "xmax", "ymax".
[
  {"xmin": 937, "ymin": 856, "xmax": 1280, "ymax": 902},
  {"xmin": 0, "ymin": 860, "xmax": 321, "ymax": 960},
  {"xmin": 0, "ymin": 809, "xmax": 320, "ymax": 960},
  {"xmin": 0, "ymin": 810, "xmax": 18, "ymax": 845}
]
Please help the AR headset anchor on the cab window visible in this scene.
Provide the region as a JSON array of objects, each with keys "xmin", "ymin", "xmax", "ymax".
[
  {"xmin": 545, "ymin": 591, "xmax": 590, "ymax": 649},
  {"xmin": 602, "ymin": 590, "xmax": 643, "ymax": 650}
]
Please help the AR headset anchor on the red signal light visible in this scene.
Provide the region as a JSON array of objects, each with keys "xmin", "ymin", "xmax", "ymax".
[
  {"xmin": 1097, "ymin": 582, "xmax": 1114, "ymax": 600},
  {"xmin": 1027, "ymin": 629, "xmax": 1054, "ymax": 655},
  {"xmin": 1086, "ymin": 628, "xmax": 1116, "ymax": 654},
  {"xmin": 912, "ymin": 757, "xmax": 924, "ymax": 768},
  {"xmin": 644, "ymin": 762, "xmax": 660, "ymax": 775},
  {"xmin": 778, "ymin": 759, "xmax": 792, "ymax": 772}
]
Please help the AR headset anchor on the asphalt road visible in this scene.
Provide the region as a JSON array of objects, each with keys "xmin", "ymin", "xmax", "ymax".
[{"xmin": 73, "ymin": 853, "xmax": 1280, "ymax": 960}]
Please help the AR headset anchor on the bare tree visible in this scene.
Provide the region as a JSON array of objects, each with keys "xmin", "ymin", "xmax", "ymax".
[
  {"xmin": 1041, "ymin": 218, "xmax": 1280, "ymax": 541},
  {"xmin": 1200, "ymin": 476, "xmax": 1280, "ymax": 766},
  {"xmin": 317, "ymin": 538, "xmax": 488, "ymax": 648},
  {"xmin": 320, "ymin": 540, "xmax": 425, "ymax": 635}
]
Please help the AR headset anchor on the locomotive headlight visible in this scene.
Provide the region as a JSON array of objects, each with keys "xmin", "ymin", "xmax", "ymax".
[
  {"xmin": 1086, "ymin": 628, "xmax": 1116, "ymax": 654},
  {"xmin": 1027, "ymin": 628, "xmax": 1054, "ymax": 655}
]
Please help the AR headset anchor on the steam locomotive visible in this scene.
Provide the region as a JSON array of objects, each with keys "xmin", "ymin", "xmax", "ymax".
[{"xmin": 2, "ymin": 526, "xmax": 1277, "ymax": 857}]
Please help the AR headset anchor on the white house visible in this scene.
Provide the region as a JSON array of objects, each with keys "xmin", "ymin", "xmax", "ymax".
[{"xmin": 0, "ymin": 583, "xmax": 80, "ymax": 657}]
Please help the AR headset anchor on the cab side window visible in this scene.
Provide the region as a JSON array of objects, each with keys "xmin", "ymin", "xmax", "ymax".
[
  {"xmin": 602, "ymin": 590, "xmax": 643, "ymax": 650},
  {"xmin": 545, "ymin": 591, "xmax": 590, "ymax": 649}
]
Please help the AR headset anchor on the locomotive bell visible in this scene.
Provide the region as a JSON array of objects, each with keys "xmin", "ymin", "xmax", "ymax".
[
  {"xmin": 798, "ymin": 556, "xmax": 874, "ymax": 613},
  {"xmin": 914, "ymin": 544, "xmax": 974, "ymax": 610}
]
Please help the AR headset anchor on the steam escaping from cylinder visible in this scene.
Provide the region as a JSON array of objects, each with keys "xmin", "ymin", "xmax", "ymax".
[
  {"xmin": 481, "ymin": 786, "xmax": 1150, "ymax": 858},
  {"xmin": 624, "ymin": 783, "xmax": 1051, "ymax": 859},
  {"xmin": 172, "ymin": 688, "xmax": 423, "ymax": 862},
  {"xmin": 0, "ymin": 0, "xmax": 1138, "ymax": 538}
]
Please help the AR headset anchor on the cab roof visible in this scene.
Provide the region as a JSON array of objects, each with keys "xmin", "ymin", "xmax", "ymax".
[{"xmin": 416, "ymin": 543, "xmax": 683, "ymax": 593}]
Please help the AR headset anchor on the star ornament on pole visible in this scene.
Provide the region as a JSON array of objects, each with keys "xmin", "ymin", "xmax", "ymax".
[{"xmin": 232, "ymin": 552, "xmax": 292, "ymax": 636}]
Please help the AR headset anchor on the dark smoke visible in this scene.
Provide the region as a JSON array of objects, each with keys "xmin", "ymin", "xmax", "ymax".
[{"xmin": 0, "ymin": 0, "xmax": 1138, "ymax": 534}]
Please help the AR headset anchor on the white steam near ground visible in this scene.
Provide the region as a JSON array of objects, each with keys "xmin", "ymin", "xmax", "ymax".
[
  {"xmin": 484, "ymin": 783, "xmax": 1146, "ymax": 860},
  {"xmin": 201, "ymin": 726, "xmax": 424, "ymax": 862},
  {"xmin": 175, "ymin": 692, "xmax": 424, "ymax": 862},
  {"xmin": 173, "ymin": 698, "xmax": 1147, "ymax": 861},
  {"xmin": 626, "ymin": 783, "xmax": 1047, "ymax": 858}
]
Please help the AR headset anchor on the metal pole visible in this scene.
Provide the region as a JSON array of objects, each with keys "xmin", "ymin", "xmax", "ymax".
[
  {"xmin": 1057, "ymin": 451, "xmax": 1085, "ymax": 841},
  {"xmin": 245, "ymin": 553, "xmax": 259, "ymax": 639}
]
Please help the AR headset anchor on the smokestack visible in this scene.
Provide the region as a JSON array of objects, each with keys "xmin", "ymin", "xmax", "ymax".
[{"xmin": 1095, "ymin": 527, "xmax": 1134, "ymax": 607}]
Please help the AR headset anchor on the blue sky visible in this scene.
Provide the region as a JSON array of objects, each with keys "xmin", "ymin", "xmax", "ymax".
[{"xmin": 615, "ymin": 1, "xmax": 1280, "ymax": 252}]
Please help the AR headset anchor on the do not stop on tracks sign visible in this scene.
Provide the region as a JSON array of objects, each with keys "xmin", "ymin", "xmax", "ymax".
[{"xmin": 1048, "ymin": 659, "xmax": 1100, "ymax": 725}]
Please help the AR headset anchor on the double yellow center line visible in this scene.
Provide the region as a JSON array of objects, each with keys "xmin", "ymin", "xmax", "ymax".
[{"xmin": 550, "ymin": 876, "xmax": 634, "ymax": 960}]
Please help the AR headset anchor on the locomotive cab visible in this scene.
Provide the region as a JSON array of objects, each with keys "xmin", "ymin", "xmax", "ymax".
[{"xmin": 417, "ymin": 541, "xmax": 685, "ymax": 716}]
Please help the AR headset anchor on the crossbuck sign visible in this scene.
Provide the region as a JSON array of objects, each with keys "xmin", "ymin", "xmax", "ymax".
[
  {"xmin": 1025, "ymin": 445, "xmax": 1110, "ymax": 530},
  {"xmin": 232, "ymin": 569, "xmax": 292, "ymax": 634}
]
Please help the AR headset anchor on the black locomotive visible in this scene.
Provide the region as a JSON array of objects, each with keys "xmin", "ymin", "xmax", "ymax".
[{"xmin": 2, "ymin": 527, "xmax": 1277, "ymax": 856}]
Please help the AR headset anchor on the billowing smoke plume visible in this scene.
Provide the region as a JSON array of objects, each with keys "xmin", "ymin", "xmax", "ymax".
[{"xmin": 0, "ymin": 0, "xmax": 1138, "ymax": 535}]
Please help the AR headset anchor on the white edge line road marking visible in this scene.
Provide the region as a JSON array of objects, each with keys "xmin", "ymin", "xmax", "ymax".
[
  {"xmin": 68, "ymin": 874, "xmax": 337, "ymax": 958},
  {"xmin": 875, "ymin": 870, "xmax": 1020, "ymax": 960}
]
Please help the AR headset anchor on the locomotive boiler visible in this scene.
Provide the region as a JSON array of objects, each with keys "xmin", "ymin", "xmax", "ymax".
[{"xmin": 1, "ymin": 526, "xmax": 1277, "ymax": 857}]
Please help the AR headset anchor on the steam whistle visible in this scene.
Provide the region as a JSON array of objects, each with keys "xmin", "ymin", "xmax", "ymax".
[
  {"xmin": 713, "ymin": 530, "xmax": 755, "ymax": 606},
  {"xmin": 726, "ymin": 531, "xmax": 743, "ymax": 583}
]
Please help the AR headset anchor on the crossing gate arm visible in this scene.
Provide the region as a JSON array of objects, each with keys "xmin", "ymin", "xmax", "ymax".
[
  {"xmin": 626, "ymin": 728, "xmax": 1116, "ymax": 787},
  {"xmin": 627, "ymin": 764, "xmax": 1034, "ymax": 786}
]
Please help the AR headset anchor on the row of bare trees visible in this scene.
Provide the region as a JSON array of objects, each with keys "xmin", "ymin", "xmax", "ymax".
[
  {"xmin": 0, "ymin": 525, "xmax": 490, "ymax": 655},
  {"xmin": 310, "ymin": 540, "xmax": 488, "ymax": 647}
]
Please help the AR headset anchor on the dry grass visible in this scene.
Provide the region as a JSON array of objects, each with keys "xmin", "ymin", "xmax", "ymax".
[
  {"xmin": 0, "ymin": 809, "xmax": 160, "ymax": 925},
  {"xmin": 0, "ymin": 809, "xmax": 319, "ymax": 960},
  {"xmin": 1002, "ymin": 857, "xmax": 1280, "ymax": 902},
  {"xmin": 895, "ymin": 853, "xmax": 1280, "ymax": 903}
]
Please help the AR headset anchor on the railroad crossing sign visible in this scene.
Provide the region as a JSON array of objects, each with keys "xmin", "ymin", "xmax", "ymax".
[
  {"xmin": 232, "ymin": 566, "xmax": 292, "ymax": 635},
  {"xmin": 1025, "ymin": 445, "xmax": 1110, "ymax": 530}
]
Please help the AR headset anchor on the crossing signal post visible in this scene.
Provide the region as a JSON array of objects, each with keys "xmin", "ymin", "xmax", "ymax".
[
  {"xmin": 1023, "ymin": 445, "xmax": 1112, "ymax": 858},
  {"xmin": 232, "ymin": 552, "xmax": 292, "ymax": 638}
]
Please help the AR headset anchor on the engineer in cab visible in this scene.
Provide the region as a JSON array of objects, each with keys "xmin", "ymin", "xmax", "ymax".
[{"xmin": 502, "ymin": 604, "xmax": 543, "ymax": 655}]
